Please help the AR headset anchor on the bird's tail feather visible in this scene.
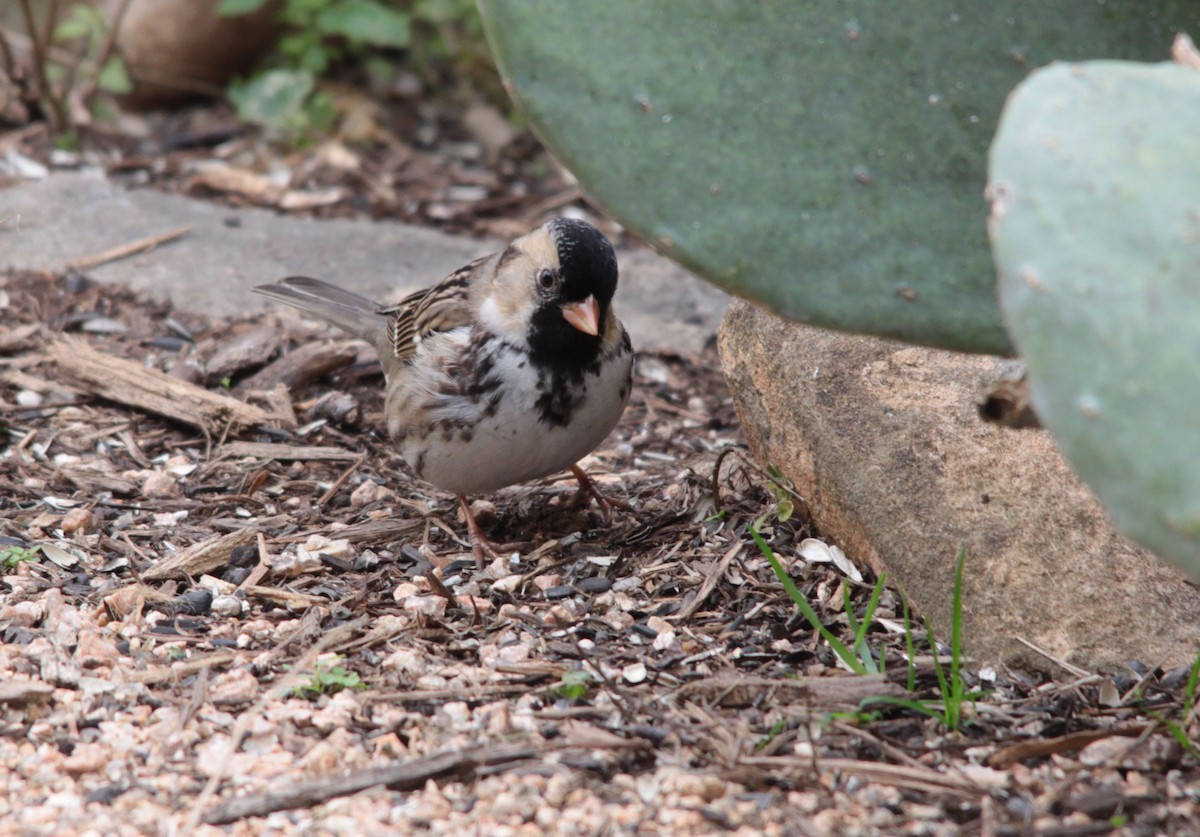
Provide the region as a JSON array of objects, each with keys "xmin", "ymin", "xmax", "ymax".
[{"xmin": 254, "ymin": 276, "xmax": 386, "ymax": 348}]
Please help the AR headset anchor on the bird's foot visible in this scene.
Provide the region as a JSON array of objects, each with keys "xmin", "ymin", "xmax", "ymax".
[
  {"xmin": 570, "ymin": 465, "xmax": 634, "ymax": 519},
  {"xmin": 457, "ymin": 495, "xmax": 505, "ymax": 565}
]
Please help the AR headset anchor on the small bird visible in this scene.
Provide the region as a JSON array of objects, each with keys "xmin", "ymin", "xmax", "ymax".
[{"xmin": 254, "ymin": 217, "xmax": 634, "ymax": 557}]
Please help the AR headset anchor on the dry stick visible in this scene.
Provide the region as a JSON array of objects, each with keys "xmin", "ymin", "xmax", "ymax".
[
  {"xmin": 49, "ymin": 337, "xmax": 278, "ymax": 432},
  {"xmin": 64, "ymin": 225, "xmax": 192, "ymax": 272},
  {"xmin": 124, "ymin": 651, "xmax": 238, "ymax": 686},
  {"xmin": 236, "ymin": 532, "xmax": 273, "ymax": 592},
  {"xmin": 674, "ymin": 538, "xmax": 742, "ymax": 620},
  {"xmin": 220, "ymin": 441, "xmax": 362, "ymax": 462},
  {"xmin": 1014, "ymin": 636, "xmax": 1091, "ymax": 680},
  {"xmin": 16, "ymin": 0, "xmax": 65, "ymax": 130},
  {"xmin": 0, "ymin": 22, "xmax": 17, "ymax": 78},
  {"xmin": 316, "ymin": 453, "xmax": 367, "ymax": 506},
  {"xmin": 827, "ymin": 720, "xmax": 928, "ymax": 772},
  {"xmin": 203, "ymin": 741, "xmax": 542, "ymax": 825}
]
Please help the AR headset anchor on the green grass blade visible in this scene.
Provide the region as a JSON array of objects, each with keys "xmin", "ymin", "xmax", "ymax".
[
  {"xmin": 900, "ymin": 586, "xmax": 917, "ymax": 693},
  {"xmin": 860, "ymin": 695, "xmax": 949, "ymax": 725},
  {"xmin": 1183, "ymin": 651, "xmax": 1200, "ymax": 713},
  {"xmin": 749, "ymin": 526, "xmax": 866, "ymax": 675}
]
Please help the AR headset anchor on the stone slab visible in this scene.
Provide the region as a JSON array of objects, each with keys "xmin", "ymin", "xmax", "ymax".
[
  {"xmin": 719, "ymin": 299, "xmax": 1200, "ymax": 671},
  {"xmin": 0, "ymin": 171, "xmax": 727, "ymax": 354}
]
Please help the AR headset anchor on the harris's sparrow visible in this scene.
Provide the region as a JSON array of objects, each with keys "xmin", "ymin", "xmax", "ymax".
[{"xmin": 254, "ymin": 217, "xmax": 634, "ymax": 557}]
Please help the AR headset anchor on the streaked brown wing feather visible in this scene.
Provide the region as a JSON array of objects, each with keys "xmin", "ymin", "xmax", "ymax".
[{"xmin": 380, "ymin": 261, "xmax": 480, "ymax": 362}]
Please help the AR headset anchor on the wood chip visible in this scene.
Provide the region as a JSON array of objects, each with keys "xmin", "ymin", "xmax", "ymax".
[
  {"xmin": 48, "ymin": 337, "xmax": 282, "ymax": 433},
  {"xmin": 58, "ymin": 467, "xmax": 138, "ymax": 496},
  {"xmin": 142, "ymin": 528, "xmax": 258, "ymax": 581},
  {"xmin": 204, "ymin": 326, "xmax": 281, "ymax": 381},
  {"xmin": 234, "ymin": 341, "xmax": 359, "ymax": 394}
]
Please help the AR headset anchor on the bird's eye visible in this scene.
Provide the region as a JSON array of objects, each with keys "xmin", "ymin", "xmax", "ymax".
[{"xmin": 537, "ymin": 269, "xmax": 557, "ymax": 290}]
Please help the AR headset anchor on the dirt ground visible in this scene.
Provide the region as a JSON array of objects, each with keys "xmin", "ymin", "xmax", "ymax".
[{"xmin": 1, "ymin": 79, "xmax": 1198, "ymax": 837}]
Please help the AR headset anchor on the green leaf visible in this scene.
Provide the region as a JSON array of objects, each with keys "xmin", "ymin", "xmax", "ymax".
[
  {"xmin": 316, "ymin": 0, "xmax": 411, "ymax": 48},
  {"xmin": 98, "ymin": 56, "xmax": 133, "ymax": 94},
  {"xmin": 228, "ymin": 69, "xmax": 316, "ymax": 133},
  {"xmin": 53, "ymin": 4, "xmax": 103, "ymax": 41},
  {"xmin": 216, "ymin": 0, "xmax": 271, "ymax": 16},
  {"xmin": 478, "ymin": 1, "xmax": 1200, "ymax": 354},
  {"xmin": 554, "ymin": 670, "xmax": 593, "ymax": 701}
]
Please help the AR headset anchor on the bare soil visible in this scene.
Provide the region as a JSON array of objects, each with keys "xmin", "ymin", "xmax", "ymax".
[{"xmin": 0, "ymin": 270, "xmax": 1197, "ymax": 836}]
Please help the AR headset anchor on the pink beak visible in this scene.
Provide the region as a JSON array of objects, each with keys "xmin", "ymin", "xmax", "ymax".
[{"xmin": 561, "ymin": 295, "xmax": 600, "ymax": 336}]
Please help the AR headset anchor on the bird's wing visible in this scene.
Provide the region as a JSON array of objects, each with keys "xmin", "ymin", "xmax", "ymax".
[{"xmin": 380, "ymin": 259, "xmax": 482, "ymax": 363}]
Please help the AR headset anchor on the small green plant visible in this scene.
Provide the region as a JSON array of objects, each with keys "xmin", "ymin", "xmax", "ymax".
[
  {"xmin": 552, "ymin": 669, "xmax": 593, "ymax": 702},
  {"xmin": 218, "ymin": 0, "xmax": 489, "ymax": 141},
  {"xmin": 7, "ymin": 0, "xmax": 132, "ymax": 135},
  {"xmin": 285, "ymin": 658, "xmax": 367, "ymax": 697},
  {"xmin": 749, "ymin": 523, "xmax": 873, "ymax": 676},
  {"xmin": 1152, "ymin": 651, "xmax": 1200, "ymax": 759},
  {"xmin": 862, "ymin": 548, "xmax": 985, "ymax": 732},
  {"xmin": 753, "ymin": 719, "xmax": 788, "ymax": 751},
  {"xmin": 1, "ymin": 544, "xmax": 41, "ymax": 572},
  {"xmin": 763, "ymin": 464, "xmax": 795, "ymax": 523},
  {"xmin": 220, "ymin": 0, "xmax": 410, "ymax": 138}
]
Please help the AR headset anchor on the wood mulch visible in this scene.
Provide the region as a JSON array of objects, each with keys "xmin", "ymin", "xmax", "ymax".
[{"xmin": 1, "ymin": 270, "xmax": 1198, "ymax": 836}]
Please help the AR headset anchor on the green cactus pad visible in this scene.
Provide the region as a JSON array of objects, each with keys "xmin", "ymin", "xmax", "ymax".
[
  {"xmin": 990, "ymin": 59, "xmax": 1200, "ymax": 576},
  {"xmin": 478, "ymin": 1, "xmax": 1198, "ymax": 354}
]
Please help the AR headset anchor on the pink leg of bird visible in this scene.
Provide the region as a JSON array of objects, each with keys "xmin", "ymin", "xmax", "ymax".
[
  {"xmin": 570, "ymin": 464, "xmax": 634, "ymax": 517},
  {"xmin": 457, "ymin": 494, "xmax": 502, "ymax": 562}
]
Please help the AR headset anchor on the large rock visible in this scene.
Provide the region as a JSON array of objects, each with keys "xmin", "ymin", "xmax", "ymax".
[
  {"xmin": 110, "ymin": 0, "xmax": 281, "ymax": 108},
  {"xmin": 718, "ymin": 299, "xmax": 1200, "ymax": 671}
]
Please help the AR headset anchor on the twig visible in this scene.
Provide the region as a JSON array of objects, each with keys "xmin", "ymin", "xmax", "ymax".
[
  {"xmin": 236, "ymin": 532, "xmax": 272, "ymax": 592},
  {"xmin": 49, "ymin": 337, "xmax": 280, "ymax": 433},
  {"xmin": 77, "ymin": 0, "xmax": 132, "ymax": 103},
  {"xmin": 674, "ymin": 538, "xmax": 742, "ymax": 620},
  {"xmin": 1015, "ymin": 636, "xmax": 1091, "ymax": 679},
  {"xmin": 0, "ymin": 23, "xmax": 17, "ymax": 79},
  {"xmin": 123, "ymin": 651, "xmax": 239, "ymax": 686},
  {"xmin": 63, "ymin": 224, "xmax": 192, "ymax": 272},
  {"xmin": 183, "ymin": 618, "xmax": 369, "ymax": 834},
  {"xmin": 219, "ymin": 441, "xmax": 361, "ymax": 462},
  {"xmin": 17, "ymin": 0, "xmax": 66, "ymax": 130},
  {"xmin": 316, "ymin": 453, "xmax": 367, "ymax": 506},
  {"xmin": 141, "ymin": 528, "xmax": 258, "ymax": 582},
  {"xmin": 202, "ymin": 742, "xmax": 541, "ymax": 824}
]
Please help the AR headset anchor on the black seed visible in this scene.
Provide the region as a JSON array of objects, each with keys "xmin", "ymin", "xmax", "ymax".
[{"xmin": 577, "ymin": 576, "xmax": 612, "ymax": 594}]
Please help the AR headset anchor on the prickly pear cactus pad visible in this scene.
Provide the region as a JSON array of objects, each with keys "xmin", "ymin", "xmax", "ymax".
[
  {"xmin": 478, "ymin": 0, "xmax": 1199, "ymax": 355},
  {"xmin": 989, "ymin": 59, "xmax": 1200, "ymax": 577}
]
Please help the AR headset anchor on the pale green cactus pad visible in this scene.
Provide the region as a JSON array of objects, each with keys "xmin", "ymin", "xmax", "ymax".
[
  {"xmin": 478, "ymin": 0, "xmax": 1198, "ymax": 355},
  {"xmin": 990, "ymin": 59, "xmax": 1200, "ymax": 577}
]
